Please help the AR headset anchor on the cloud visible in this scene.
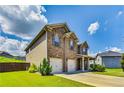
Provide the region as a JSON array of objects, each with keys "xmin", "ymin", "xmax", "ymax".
[
  {"xmin": 105, "ymin": 47, "xmax": 121, "ymax": 52},
  {"xmin": 89, "ymin": 52, "xmax": 97, "ymax": 57},
  {"xmin": 117, "ymin": 11, "xmax": 123, "ymax": 16},
  {"xmin": 88, "ymin": 21, "xmax": 99, "ymax": 35},
  {"xmin": 0, "ymin": 36, "xmax": 29, "ymax": 56},
  {"xmin": 0, "ymin": 5, "xmax": 48, "ymax": 40}
]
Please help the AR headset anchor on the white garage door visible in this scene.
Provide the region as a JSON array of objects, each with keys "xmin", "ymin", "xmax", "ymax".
[
  {"xmin": 50, "ymin": 58, "xmax": 63, "ymax": 73},
  {"xmin": 67, "ymin": 59, "xmax": 76, "ymax": 72}
]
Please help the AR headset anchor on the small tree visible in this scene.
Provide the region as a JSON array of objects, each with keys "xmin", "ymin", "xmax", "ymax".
[
  {"xmin": 120, "ymin": 53, "xmax": 124, "ymax": 72},
  {"xmin": 39, "ymin": 58, "xmax": 52, "ymax": 76}
]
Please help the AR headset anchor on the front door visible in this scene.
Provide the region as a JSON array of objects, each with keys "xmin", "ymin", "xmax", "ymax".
[
  {"xmin": 84, "ymin": 60, "xmax": 88, "ymax": 70},
  {"xmin": 77, "ymin": 58, "xmax": 82, "ymax": 70}
]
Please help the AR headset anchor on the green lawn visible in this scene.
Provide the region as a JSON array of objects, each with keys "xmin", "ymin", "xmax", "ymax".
[
  {"xmin": 0, "ymin": 71, "xmax": 92, "ymax": 87},
  {"xmin": 0, "ymin": 56, "xmax": 24, "ymax": 63},
  {"xmin": 93, "ymin": 68, "xmax": 124, "ymax": 77}
]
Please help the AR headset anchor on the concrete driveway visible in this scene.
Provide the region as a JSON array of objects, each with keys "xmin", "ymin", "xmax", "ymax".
[{"xmin": 56, "ymin": 72, "xmax": 124, "ymax": 87}]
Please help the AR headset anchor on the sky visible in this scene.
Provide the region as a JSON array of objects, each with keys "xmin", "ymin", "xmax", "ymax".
[{"xmin": 0, "ymin": 5, "xmax": 124, "ymax": 56}]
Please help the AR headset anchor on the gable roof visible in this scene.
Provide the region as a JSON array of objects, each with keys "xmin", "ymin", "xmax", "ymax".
[
  {"xmin": 25, "ymin": 23, "xmax": 71, "ymax": 51},
  {"xmin": 63, "ymin": 32, "xmax": 79, "ymax": 42},
  {"xmin": 97, "ymin": 51, "xmax": 122, "ymax": 57},
  {"xmin": 78, "ymin": 41, "xmax": 89, "ymax": 48}
]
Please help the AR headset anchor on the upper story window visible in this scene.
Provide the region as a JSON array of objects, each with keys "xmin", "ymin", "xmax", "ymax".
[
  {"xmin": 52, "ymin": 33, "xmax": 60, "ymax": 47},
  {"xmin": 82, "ymin": 48, "xmax": 85, "ymax": 53},
  {"xmin": 70, "ymin": 40, "xmax": 74, "ymax": 50},
  {"xmin": 82, "ymin": 48, "xmax": 87, "ymax": 55}
]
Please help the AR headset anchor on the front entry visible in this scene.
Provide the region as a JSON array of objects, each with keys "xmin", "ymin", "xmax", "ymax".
[
  {"xmin": 76, "ymin": 56, "xmax": 94, "ymax": 71},
  {"xmin": 84, "ymin": 60, "xmax": 88, "ymax": 70},
  {"xmin": 77, "ymin": 58, "xmax": 82, "ymax": 70}
]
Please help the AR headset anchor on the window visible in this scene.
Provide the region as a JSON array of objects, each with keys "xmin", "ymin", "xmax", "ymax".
[
  {"xmin": 82, "ymin": 48, "xmax": 85, "ymax": 53},
  {"xmin": 70, "ymin": 40, "xmax": 74, "ymax": 50},
  {"xmin": 52, "ymin": 34, "xmax": 60, "ymax": 46},
  {"xmin": 82, "ymin": 48, "xmax": 87, "ymax": 55}
]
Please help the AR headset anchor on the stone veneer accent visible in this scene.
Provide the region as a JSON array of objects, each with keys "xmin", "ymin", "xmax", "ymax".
[
  {"xmin": 47, "ymin": 27, "xmax": 77, "ymax": 60},
  {"xmin": 47, "ymin": 27, "xmax": 65, "ymax": 58},
  {"xmin": 64, "ymin": 38, "xmax": 77, "ymax": 59}
]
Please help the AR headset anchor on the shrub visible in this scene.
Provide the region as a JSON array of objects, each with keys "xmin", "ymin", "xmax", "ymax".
[
  {"xmin": 89, "ymin": 64, "xmax": 97, "ymax": 71},
  {"xmin": 90, "ymin": 64, "xmax": 105, "ymax": 72},
  {"xmin": 28, "ymin": 63, "xmax": 37, "ymax": 73},
  {"xmin": 95, "ymin": 65, "xmax": 105, "ymax": 72},
  {"xmin": 38, "ymin": 58, "xmax": 52, "ymax": 76}
]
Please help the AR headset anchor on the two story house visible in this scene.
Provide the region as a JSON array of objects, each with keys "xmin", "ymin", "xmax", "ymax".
[{"xmin": 25, "ymin": 23, "xmax": 93, "ymax": 73}]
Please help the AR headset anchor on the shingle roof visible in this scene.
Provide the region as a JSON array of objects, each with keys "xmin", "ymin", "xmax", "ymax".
[{"xmin": 97, "ymin": 51, "xmax": 122, "ymax": 57}]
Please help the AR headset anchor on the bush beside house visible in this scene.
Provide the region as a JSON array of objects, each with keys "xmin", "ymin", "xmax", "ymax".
[
  {"xmin": 28, "ymin": 63, "xmax": 37, "ymax": 73},
  {"xmin": 90, "ymin": 64, "xmax": 105, "ymax": 72},
  {"xmin": 28, "ymin": 58, "xmax": 52, "ymax": 75},
  {"xmin": 38, "ymin": 58, "xmax": 52, "ymax": 76}
]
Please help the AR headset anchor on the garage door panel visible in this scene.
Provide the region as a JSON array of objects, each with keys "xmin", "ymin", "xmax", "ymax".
[
  {"xmin": 103, "ymin": 57, "xmax": 121, "ymax": 68},
  {"xmin": 50, "ymin": 58, "xmax": 63, "ymax": 73},
  {"xmin": 67, "ymin": 59, "xmax": 76, "ymax": 72}
]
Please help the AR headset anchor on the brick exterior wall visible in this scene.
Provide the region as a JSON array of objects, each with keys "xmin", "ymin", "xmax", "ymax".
[
  {"xmin": 64, "ymin": 38, "xmax": 77, "ymax": 59},
  {"xmin": 47, "ymin": 27, "xmax": 77, "ymax": 60},
  {"xmin": 47, "ymin": 27, "xmax": 65, "ymax": 58}
]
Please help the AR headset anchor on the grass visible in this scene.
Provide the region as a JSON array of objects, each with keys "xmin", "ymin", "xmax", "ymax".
[
  {"xmin": 0, "ymin": 71, "xmax": 92, "ymax": 87},
  {"xmin": 93, "ymin": 68, "xmax": 124, "ymax": 77},
  {"xmin": 0, "ymin": 56, "xmax": 24, "ymax": 63}
]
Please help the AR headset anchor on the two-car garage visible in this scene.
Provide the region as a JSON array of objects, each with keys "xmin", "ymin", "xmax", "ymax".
[{"xmin": 50, "ymin": 58, "xmax": 77, "ymax": 73}]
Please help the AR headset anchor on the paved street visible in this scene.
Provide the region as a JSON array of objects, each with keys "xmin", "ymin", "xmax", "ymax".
[{"xmin": 56, "ymin": 72, "xmax": 124, "ymax": 87}]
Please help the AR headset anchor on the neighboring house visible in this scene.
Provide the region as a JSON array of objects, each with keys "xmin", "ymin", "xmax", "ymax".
[
  {"xmin": 25, "ymin": 23, "xmax": 93, "ymax": 73},
  {"xmin": 95, "ymin": 51, "xmax": 122, "ymax": 68}
]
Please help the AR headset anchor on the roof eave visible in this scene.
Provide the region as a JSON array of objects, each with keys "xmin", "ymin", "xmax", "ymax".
[
  {"xmin": 25, "ymin": 23, "xmax": 70, "ymax": 51},
  {"xmin": 25, "ymin": 25, "xmax": 47, "ymax": 51}
]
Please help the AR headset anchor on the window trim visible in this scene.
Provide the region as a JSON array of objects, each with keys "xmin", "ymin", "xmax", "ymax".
[
  {"xmin": 69, "ymin": 40, "xmax": 74, "ymax": 50},
  {"xmin": 82, "ymin": 47, "xmax": 88, "ymax": 55},
  {"xmin": 52, "ymin": 33, "xmax": 60, "ymax": 47}
]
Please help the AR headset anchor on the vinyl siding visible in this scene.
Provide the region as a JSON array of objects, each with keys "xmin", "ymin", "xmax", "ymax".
[
  {"xmin": 95, "ymin": 56, "xmax": 103, "ymax": 65},
  {"xmin": 102, "ymin": 56, "xmax": 121, "ymax": 68},
  {"xmin": 26, "ymin": 32, "xmax": 47, "ymax": 66}
]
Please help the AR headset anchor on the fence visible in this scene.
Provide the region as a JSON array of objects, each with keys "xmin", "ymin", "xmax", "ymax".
[{"xmin": 0, "ymin": 62, "xmax": 30, "ymax": 72}]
